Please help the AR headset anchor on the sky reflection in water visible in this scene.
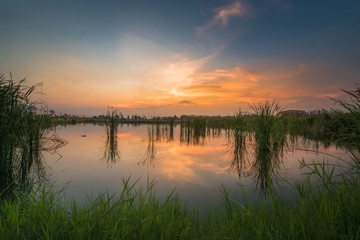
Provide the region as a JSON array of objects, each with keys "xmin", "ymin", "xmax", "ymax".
[{"xmin": 44, "ymin": 123, "xmax": 352, "ymax": 214}]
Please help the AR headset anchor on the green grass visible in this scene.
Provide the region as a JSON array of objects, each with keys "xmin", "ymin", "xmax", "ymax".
[
  {"xmin": 204, "ymin": 182, "xmax": 360, "ymax": 239},
  {"xmin": 249, "ymin": 100, "xmax": 286, "ymax": 151},
  {"xmin": 0, "ymin": 177, "xmax": 199, "ymax": 240},
  {"xmin": 0, "ymin": 175, "xmax": 360, "ymax": 239}
]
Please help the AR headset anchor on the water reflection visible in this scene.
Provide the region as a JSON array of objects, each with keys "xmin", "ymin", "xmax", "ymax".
[
  {"xmin": 45, "ymin": 123, "xmax": 353, "ymax": 214},
  {"xmin": 252, "ymin": 147, "xmax": 283, "ymax": 195},
  {"xmin": 226, "ymin": 128, "xmax": 347, "ymax": 196},
  {"xmin": 285, "ymin": 133, "xmax": 340, "ymax": 159},
  {"xmin": 139, "ymin": 125, "xmax": 157, "ymax": 166},
  {"xmin": 180, "ymin": 118, "xmax": 206, "ymax": 146},
  {"xmin": 1, "ymin": 127, "xmax": 66, "ymax": 197},
  {"xmin": 227, "ymin": 130, "xmax": 285, "ymax": 196},
  {"xmin": 227, "ymin": 128, "xmax": 250, "ymax": 179},
  {"xmin": 96, "ymin": 119, "xmax": 345, "ymax": 197},
  {"xmin": 101, "ymin": 110, "xmax": 120, "ymax": 166},
  {"xmin": 156, "ymin": 123, "xmax": 175, "ymax": 142}
]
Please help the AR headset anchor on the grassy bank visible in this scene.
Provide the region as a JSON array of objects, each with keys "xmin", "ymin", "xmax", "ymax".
[{"xmin": 0, "ymin": 175, "xmax": 360, "ymax": 239}]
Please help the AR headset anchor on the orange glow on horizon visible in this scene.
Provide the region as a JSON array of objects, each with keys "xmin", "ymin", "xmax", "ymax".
[{"xmin": 21, "ymin": 38, "xmax": 346, "ymax": 116}]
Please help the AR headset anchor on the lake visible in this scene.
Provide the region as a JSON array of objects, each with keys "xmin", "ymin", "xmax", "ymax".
[{"xmin": 43, "ymin": 123, "xmax": 352, "ymax": 215}]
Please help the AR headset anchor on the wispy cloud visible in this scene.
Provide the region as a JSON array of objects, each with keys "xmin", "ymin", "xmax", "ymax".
[
  {"xmin": 197, "ymin": 1, "xmax": 247, "ymax": 35},
  {"xmin": 215, "ymin": 1, "xmax": 244, "ymax": 25}
]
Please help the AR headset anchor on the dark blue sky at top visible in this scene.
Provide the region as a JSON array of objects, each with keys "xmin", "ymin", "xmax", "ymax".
[
  {"xmin": 2, "ymin": 0, "xmax": 359, "ymax": 61},
  {"xmin": 1, "ymin": 0, "xmax": 360, "ymax": 115}
]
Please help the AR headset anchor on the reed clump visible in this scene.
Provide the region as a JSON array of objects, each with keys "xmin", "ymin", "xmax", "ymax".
[
  {"xmin": 245, "ymin": 101, "xmax": 286, "ymax": 194},
  {"xmin": 101, "ymin": 107, "xmax": 120, "ymax": 165},
  {"xmin": 333, "ymin": 85, "xmax": 360, "ymax": 151},
  {"xmin": 0, "ymin": 74, "xmax": 53, "ymax": 197},
  {"xmin": 249, "ymin": 100, "xmax": 286, "ymax": 151}
]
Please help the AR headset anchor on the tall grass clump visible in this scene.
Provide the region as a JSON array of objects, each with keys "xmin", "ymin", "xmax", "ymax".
[
  {"xmin": 333, "ymin": 85, "xmax": 360, "ymax": 151},
  {"xmin": 324, "ymin": 85, "xmax": 360, "ymax": 182},
  {"xmin": 101, "ymin": 107, "xmax": 120, "ymax": 165},
  {"xmin": 248, "ymin": 101, "xmax": 286, "ymax": 192},
  {"xmin": 0, "ymin": 73, "xmax": 55, "ymax": 197},
  {"xmin": 249, "ymin": 100, "xmax": 286, "ymax": 151}
]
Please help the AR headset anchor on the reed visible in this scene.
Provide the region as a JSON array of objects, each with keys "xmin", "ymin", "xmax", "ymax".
[
  {"xmin": 0, "ymin": 74, "xmax": 60, "ymax": 197},
  {"xmin": 249, "ymin": 100, "xmax": 286, "ymax": 151},
  {"xmin": 101, "ymin": 107, "xmax": 120, "ymax": 165},
  {"xmin": 245, "ymin": 101, "xmax": 286, "ymax": 195},
  {"xmin": 333, "ymin": 85, "xmax": 360, "ymax": 151}
]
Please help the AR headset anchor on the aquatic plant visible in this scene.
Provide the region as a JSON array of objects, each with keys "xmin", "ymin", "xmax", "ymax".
[
  {"xmin": 101, "ymin": 107, "xmax": 120, "ymax": 165},
  {"xmin": 0, "ymin": 73, "xmax": 66, "ymax": 197},
  {"xmin": 333, "ymin": 85, "xmax": 360, "ymax": 151},
  {"xmin": 249, "ymin": 100, "xmax": 286, "ymax": 151}
]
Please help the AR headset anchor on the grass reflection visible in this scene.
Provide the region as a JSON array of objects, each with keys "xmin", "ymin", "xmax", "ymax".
[
  {"xmin": 227, "ymin": 112, "xmax": 250, "ymax": 179},
  {"xmin": 140, "ymin": 125, "xmax": 157, "ymax": 166},
  {"xmin": 227, "ymin": 131, "xmax": 284, "ymax": 196},
  {"xmin": 252, "ymin": 147, "xmax": 283, "ymax": 195},
  {"xmin": 101, "ymin": 108, "xmax": 120, "ymax": 166},
  {"xmin": 180, "ymin": 117, "xmax": 207, "ymax": 146},
  {"xmin": 227, "ymin": 106, "xmax": 285, "ymax": 196}
]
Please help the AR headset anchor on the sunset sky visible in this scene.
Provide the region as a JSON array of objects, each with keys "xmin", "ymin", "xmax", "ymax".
[{"xmin": 1, "ymin": 0, "xmax": 359, "ymax": 116}]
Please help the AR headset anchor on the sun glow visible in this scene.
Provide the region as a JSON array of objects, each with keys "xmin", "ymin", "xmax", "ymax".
[{"xmin": 13, "ymin": 33, "xmax": 348, "ymax": 116}]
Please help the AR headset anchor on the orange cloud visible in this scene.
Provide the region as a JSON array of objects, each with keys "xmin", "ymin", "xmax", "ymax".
[
  {"xmin": 317, "ymin": 92, "xmax": 343, "ymax": 98},
  {"xmin": 153, "ymin": 62, "xmax": 338, "ymax": 112},
  {"xmin": 107, "ymin": 62, "xmax": 321, "ymax": 113}
]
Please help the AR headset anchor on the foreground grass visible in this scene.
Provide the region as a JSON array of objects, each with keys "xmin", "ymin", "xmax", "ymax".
[
  {"xmin": 1, "ymin": 178, "xmax": 360, "ymax": 240},
  {"xmin": 205, "ymin": 183, "xmax": 360, "ymax": 239}
]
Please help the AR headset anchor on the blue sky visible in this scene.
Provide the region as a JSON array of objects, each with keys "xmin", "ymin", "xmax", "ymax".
[{"xmin": 1, "ymin": 0, "xmax": 359, "ymax": 116}]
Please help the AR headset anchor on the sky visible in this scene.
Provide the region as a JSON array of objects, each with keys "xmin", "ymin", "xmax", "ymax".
[{"xmin": 1, "ymin": 0, "xmax": 360, "ymax": 116}]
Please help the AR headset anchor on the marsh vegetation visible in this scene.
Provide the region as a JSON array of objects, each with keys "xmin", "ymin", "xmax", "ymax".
[
  {"xmin": 101, "ymin": 107, "xmax": 121, "ymax": 166},
  {"xmin": 0, "ymin": 74, "xmax": 65, "ymax": 198},
  {"xmin": 1, "ymin": 74, "xmax": 359, "ymax": 239}
]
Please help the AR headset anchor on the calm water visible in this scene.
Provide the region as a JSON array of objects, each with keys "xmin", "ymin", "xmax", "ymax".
[{"xmin": 43, "ymin": 123, "xmax": 352, "ymax": 214}]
